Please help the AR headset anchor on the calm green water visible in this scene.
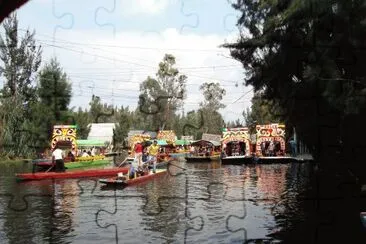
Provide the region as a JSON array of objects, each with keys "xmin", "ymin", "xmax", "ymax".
[{"xmin": 0, "ymin": 160, "xmax": 313, "ymax": 243}]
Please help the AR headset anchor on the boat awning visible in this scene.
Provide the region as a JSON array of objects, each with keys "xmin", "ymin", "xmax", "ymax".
[
  {"xmin": 148, "ymin": 139, "xmax": 169, "ymax": 146},
  {"xmin": 76, "ymin": 139, "xmax": 106, "ymax": 147},
  {"xmin": 175, "ymin": 139, "xmax": 190, "ymax": 145},
  {"xmin": 157, "ymin": 139, "xmax": 168, "ymax": 146},
  {"xmin": 191, "ymin": 140, "xmax": 221, "ymax": 147}
]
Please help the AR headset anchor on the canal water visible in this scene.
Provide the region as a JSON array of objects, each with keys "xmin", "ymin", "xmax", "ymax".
[{"xmin": 0, "ymin": 160, "xmax": 314, "ymax": 243}]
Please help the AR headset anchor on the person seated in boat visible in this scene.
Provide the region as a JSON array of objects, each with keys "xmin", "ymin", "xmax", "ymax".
[
  {"xmin": 67, "ymin": 151, "xmax": 75, "ymax": 162},
  {"xmin": 128, "ymin": 162, "xmax": 136, "ymax": 179},
  {"xmin": 274, "ymin": 140, "xmax": 281, "ymax": 156},
  {"xmin": 268, "ymin": 141, "xmax": 275, "ymax": 156},
  {"xmin": 260, "ymin": 141, "xmax": 266, "ymax": 156},
  {"xmin": 147, "ymin": 140, "xmax": 159, "ymax": 173},
  {"xmin": 189, "ymin": 145, "xmax": 195, "ymax": 156},
  {"xmin": 52, "ymin": 145, "xmax": 65, "ymax": 172},
  {"xmin": 81, "ymin": 150, "xmax": 89, "ymax": 157},
  {"xmin": 142, "ymin": 147, "xmax": 148, "ymax": 163},
  {"xmin": 240, "ymin": 142, "xmax": 246, "ymax": 156}
]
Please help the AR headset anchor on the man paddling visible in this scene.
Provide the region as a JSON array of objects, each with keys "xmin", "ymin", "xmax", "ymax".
[
  {"xmin": 52, "ymin": 145, "xmax": 65, "ymax": 172},
  {"xmin": 147, "ymin": 140, "xmax": 160, "ymax": 173}
]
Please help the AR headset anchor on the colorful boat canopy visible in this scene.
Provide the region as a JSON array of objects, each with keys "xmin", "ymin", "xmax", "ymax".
[
  {"xmin": 191, "ymin": 140, "xmax": 221, "ymax": 147},
  {"xmin": 175, "ymin": 139, "xmax": 191, "ymax": 145},
  {"xmin": 156, "ymin": 139, "xmax": 168, "ymax": 146},
  {"xmin": 76, "ymin": 139, "xmax": 106, "ymax": 147}
]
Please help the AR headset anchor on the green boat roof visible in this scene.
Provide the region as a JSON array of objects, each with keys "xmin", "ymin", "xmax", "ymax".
[
  {"xmin": 175, "ymin": 139, "xmax": 190, "ymax": 145},
  {"xmin": 76, "ymin": 139, "xmax": 106, "ymax": 147}
]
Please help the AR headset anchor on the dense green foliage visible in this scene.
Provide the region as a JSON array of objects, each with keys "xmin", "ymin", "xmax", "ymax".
[
  {"xmin": 224, "ymin": 0, "xmax": 366, "ymax": 159},
  {"xmin": 0, "ymin": 13, "xmax": 42, "ymax": 158}
]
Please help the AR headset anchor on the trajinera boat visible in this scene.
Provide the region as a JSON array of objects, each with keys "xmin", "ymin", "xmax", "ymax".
[
  {"xmin": 220, "ymin": 127, "xmax": 254, "ymax": 164},
  {"xmin": 32, "ymin": 125, "xmax": 112, "ymax": 172},
  {"xmin": 99, "ymin": 168, "xmax": 167, "ymax": 186},
  {"xmin": 253, "ymin": 123, "xmax": 300, "ymax": 163},
  {"xmin": 185, "ymin": 140, "xmax": 221, "ymax": 162}
]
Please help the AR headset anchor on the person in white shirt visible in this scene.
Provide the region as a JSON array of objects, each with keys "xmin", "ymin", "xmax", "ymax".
[
  {"xmin": 52, "ymin": 145, "xmax": 65, "ymax": 172},
  {"xmin": 91, "ymin": 147, "xmax": 96, "ymax": 156}
]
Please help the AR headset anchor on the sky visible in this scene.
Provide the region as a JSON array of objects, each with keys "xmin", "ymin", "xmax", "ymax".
[{"xmin": 5, "ymin": 0, "xmax": 254, "ymax": 123}]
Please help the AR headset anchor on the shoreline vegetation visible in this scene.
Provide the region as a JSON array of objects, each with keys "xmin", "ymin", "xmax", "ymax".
[{"xmin": 0, "ymin": 157, "xmax": 31, "ymax": 164}]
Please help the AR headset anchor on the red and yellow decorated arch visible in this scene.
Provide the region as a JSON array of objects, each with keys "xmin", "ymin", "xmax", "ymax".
[
  {"xmin": 50, "ymin": 125, "xmax": 77, "ymax": 154},
  {"xmin": 255, "ymin": 123, "xmax": 286, "ymax": 156},
  {"xmin": 128, "ymin": 134, "xmax": 151, "ymax": 156},
  {"xmin": 157, "ymin": 130, "xmax": 176, "ymax": 144},
  {"xmin": 221, "ymin": 127, "xmax": 251, "ymax": 154}
]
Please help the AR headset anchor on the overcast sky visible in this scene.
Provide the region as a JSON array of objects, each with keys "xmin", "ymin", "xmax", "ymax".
[{"xmin": 4, "ymin": 0, "xmax": 254, "ymax": 123}]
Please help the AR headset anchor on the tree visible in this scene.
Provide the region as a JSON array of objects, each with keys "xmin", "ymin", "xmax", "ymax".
[
  {"xmin": 72, "ymin": 107, "xmax": 91, "ymax": 139},
  {"xmin": 89, "ymin": 95, "xmax": 114, "ymax": 123},
  {"xmin": 0, "ymin": 13, "xmax": 42, "ymax": 158},
  {"xmin": 113, "ymin": 106, "xmax": 132, "ymax": 148},
  {"xmin": 38, "ymin": 57, "xmax": 72, "ymax": 122},
  {"xmin": 182, "ymin": 110, "xmax": 204, "ymax": 140},
  {"xmin": 243, "ymin": 91, "xmax": 284, "ymax": 127},
  {"xmin": 223, "ymin": 0, "xmax": 366, "ymax": 157},
  {"xmin": 199, "ymin": 82, "xmax": 226, "ymax": 110},
  {"xmin": 199, "ymin": 82, "xmax": 226, "ymax": 134},
  {"xmin": 0, "ymin": 13, "xmax": 42, "ymax": 101},
  {"xmin": 224, "ymin": 0, "xmax": 366, "ymax": 242},
  {"xmin": 139, "ymin": 54, "xmax": 187, "ymax": 130}
]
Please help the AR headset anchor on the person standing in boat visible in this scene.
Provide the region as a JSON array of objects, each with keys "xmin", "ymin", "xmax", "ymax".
[
  {"xmin": 148, "ymin": 140, "xmax": 160, "ymax": 173},
  {"xmin": 134, "ymin": 141, "xmax": 143, "ymax": 169},
  {"xmin": 52, "ymin": 145, "xmax": 65, "ymax": 172}
]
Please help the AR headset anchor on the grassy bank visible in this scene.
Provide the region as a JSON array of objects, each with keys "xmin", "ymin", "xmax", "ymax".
[{"xmin": 0, "ymin": 157, "xmax": 31, "ymax": 164}]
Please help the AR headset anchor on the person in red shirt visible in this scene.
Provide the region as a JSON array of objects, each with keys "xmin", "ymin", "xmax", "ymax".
[{"xmin": 134, "ymin": 141, "xmax": 143, "ymax": 168}]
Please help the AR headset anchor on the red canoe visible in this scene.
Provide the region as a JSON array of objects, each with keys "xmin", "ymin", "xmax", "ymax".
[
  {"xmin": 16, "ymin": 167, "xmax": 129, "ymax": 181},
  {"xmin": 99, "ymin": 169, "xmax": 167, "ymax": 186}
]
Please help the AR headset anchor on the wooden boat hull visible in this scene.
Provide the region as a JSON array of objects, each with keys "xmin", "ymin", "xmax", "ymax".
[
  {"xmin": 16, "ymin": 167, "xmax": 129, "ymax": 181},
  {"xmin": 221, "ymin": 155, "xmax": 254, "ymax": 165},
  {"xmin": 169, "ymin": 152, "xmax": 189, "ymax": 158},
  {"xmin": 185, "ymin": 155, "xmax": 220, "ymax": 162},
  {"xmin": 254, "ymin": 156, "xmax": 300, "ymax": 164},
  {"xmin": 99, "ymin": 169, "xmax": 167, "ymax": 186}
]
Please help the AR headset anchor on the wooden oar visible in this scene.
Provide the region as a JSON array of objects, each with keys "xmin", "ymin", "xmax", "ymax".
[
  {"xmin": 118, "ymin": 157, "xmax": 129, "ymax": 167},
  {"xmin": 45, "ymin": 161, "xmax": 55, "ymax": 173}
]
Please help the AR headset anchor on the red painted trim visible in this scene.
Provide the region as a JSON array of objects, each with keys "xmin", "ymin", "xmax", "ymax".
[{"xmin": 16, "ymin": 167, "xmax": 129, "ymax": 181}]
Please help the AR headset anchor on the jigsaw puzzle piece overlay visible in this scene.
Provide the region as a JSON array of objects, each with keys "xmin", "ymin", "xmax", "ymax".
[
  {"xmin": 94, "ymin": 167, "xmax": 204, "ymax": 243},
  {"xmin": 0, "ymin": 179, "xmax": 83, "ymax": 243}
]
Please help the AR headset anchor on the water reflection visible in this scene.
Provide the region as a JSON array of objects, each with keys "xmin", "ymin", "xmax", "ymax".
[{"xmin": 0, "ymin": 160, "xmax": 314, "ymax": 243}]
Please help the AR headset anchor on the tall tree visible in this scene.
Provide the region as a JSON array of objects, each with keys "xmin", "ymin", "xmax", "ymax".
[
  {"xmin": 139, "ymin": 54, "xmax": 187, "ymax": 130},
  {"xmin": 0, "ymin": 13, "xmax": 42, "ymax": 158},
  {"xmin": 243, "ymin": 91, "xmax": 284, "ymax": 126},
  {"xmin": 38, "ymin": 57, "xmax": 72, "ymax": 123},
  {"xmin": 113, "ymin": 106, "xmax": 132, "ymax": 148},
  {"xmin": 199, "ymin": 82, "xmax": 226, "ymax": 134},
  {"xmin": 89, "ymin": 95, "xmax": 114, "ymax": 123},
  {"xmin": 72, "ymin": 107, "xmax": 91, "ymax": 139},
  {"xmin": 0, "ymin": 13, "xmax": 42, "ymax": 101}
]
